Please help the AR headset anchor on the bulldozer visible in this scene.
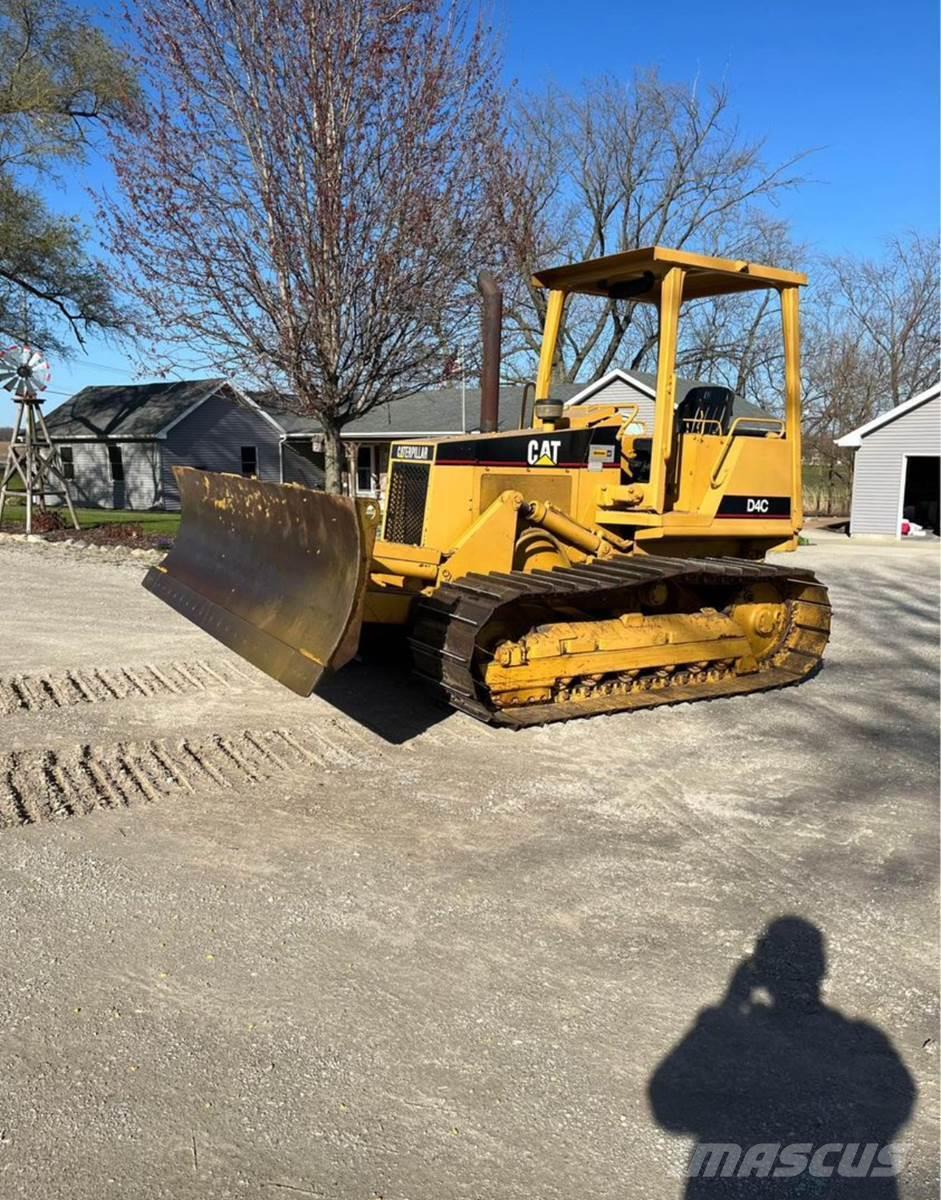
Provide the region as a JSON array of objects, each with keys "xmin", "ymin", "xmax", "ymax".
[{"xmin": 143, "ymin": 246, "xmax": 831, "ymax": 727}]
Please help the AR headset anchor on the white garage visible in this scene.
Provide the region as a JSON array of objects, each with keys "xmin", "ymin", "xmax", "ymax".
[{"xmin": 837, "ymin": 383, "xmax": 940, "ymax": 538}]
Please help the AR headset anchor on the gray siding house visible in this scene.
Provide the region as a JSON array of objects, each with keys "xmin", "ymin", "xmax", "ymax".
[
  {"xmin": 836, "ymin": 384, "xmax": 940, "ymax": 537},
  {"xmin": 44, "ymin": 380, "xmax": 286, "ymax": 510},
  {"xmin": 43, "ymin": 370, "xmax": 658, "ymax": 508},
  {"xmin": 44, "ymin": 368, "xmax": 771, "ymax": 509}
]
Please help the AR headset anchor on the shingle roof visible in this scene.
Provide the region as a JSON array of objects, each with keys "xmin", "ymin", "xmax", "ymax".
[
  {"xmin": 44, "ymin": 379, "xmax": 229, "ymax": 438},
  {"xmin": 245, "ymin": 391, "xmax": 317, "ymax": 436},
  {"xmin": 249, "ymin": 383, "xmax": 586, "ymax": 438},
  {"xmin": 45, "ymin": 370, "xmax": 771, "ymax": 442}
]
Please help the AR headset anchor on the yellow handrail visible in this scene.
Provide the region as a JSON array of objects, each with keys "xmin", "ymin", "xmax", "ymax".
[
  {"xmin": 710, "ymin": 417, "xmax": 785, "ymax": 489},
  {"xmin": 611, "ymin": 401, "xmax": 643, "ymax": 434},
  {"xmin": 578, "ymin": 400, "xmax": 644, "ymax": 433},
  {"xmin": 681, "ymin": 415, "xmax": 725, "ymax": 436}
]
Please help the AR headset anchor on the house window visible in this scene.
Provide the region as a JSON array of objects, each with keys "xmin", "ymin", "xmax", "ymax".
[
  {"xmin": 108, "ymin": 445, "xmax": 124, "ymax": 482},
  {"xmin": 356, "ymin": 445, "xmax": 376, "ymax": 495},
  {"xmin": 60, "ymin": 445, "xmax": 74, "ymax": 481},
  {"xmin": 241, "ymin": 446, "xmax": 258, "ymax": 477}
]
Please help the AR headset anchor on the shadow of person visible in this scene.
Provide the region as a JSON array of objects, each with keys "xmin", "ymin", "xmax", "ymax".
[{"xmin": 648, "ymin": 917, "xmax": 916, "ymax": 1197}]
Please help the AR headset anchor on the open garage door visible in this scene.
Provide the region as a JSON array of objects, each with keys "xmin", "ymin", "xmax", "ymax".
[{"xmin": 902, "ymin": 456, "xmax": 940, "ymax": 535}]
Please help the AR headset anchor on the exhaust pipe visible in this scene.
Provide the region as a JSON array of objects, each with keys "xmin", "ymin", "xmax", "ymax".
[{"xmin": 477, "ymin": 271, "xmax": 502, "ymax": 434}]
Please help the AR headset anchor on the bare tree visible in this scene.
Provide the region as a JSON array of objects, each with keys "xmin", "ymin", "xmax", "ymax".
[
  {"xmin": 798, "ymin": 232, "xmax": 939, "ymax": 513},
  {"xmin": 826, "ymin": 232, "xmax": 939, "ymax": 409},
  {"xmin": 799, "ymin": 322, "xmax": 882, "ymax": 514},
  {"xmin": 682, "ymin": 229, "xmax": 939, "ymax": 440},
  {"xmin": 671, "ymin": 214, "xmax": 809, "ymax": 403},
  {"xmin": 495, "ymin": 71, "xmax": 808, "ymax": 385},
  {"xmin": 102, "ymin": 0, "xmax": 503, "ymax": 491}
]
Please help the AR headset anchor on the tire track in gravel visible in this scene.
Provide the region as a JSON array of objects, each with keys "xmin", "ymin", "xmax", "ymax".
[
  {"xmin": 0, "ymin": 657, "xmax": 261, "ymax": 715},
  {"xmin": 602, "ymin": 756, "xmax": 807, "ymax": 889},
  {"xmin": 0, "ymin": 726, "xmax": 367, "ymax": 828}
]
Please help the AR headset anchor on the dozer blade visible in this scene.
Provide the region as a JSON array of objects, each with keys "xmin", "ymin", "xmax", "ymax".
[{"xmin": 143, "ymin": 467, "xmax": 380, "ymax": 696}]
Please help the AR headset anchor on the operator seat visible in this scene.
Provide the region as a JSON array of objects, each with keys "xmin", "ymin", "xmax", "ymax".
[{"xmin": 677, "ymin": 385, "xmax": 735, "ymax": 435}]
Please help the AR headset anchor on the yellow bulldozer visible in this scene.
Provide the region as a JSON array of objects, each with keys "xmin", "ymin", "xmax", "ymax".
[{"xmin": 143, "ymin": 246, "xmax": 831, "ymax": 726}]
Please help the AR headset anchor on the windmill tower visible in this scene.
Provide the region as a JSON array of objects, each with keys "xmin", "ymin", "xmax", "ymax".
[{"xmin": 0, "ymin": 345, "xmax": 79, "ymax": 535}]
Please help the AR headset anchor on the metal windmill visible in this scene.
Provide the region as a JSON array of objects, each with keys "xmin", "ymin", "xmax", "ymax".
[{"xmin": 0, "ymin": 346, "xmax": 79, "ymax": 534}]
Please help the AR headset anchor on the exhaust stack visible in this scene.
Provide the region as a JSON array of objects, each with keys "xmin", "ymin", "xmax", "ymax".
[{"xmin": 477, "ymin": 271, "xmax": 502, "ymax": 434}]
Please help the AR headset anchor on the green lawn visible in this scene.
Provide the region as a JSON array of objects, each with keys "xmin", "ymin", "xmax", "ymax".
[{"xmin": 1, "ymin": 505, "xmax": 181, "ymax": 535}]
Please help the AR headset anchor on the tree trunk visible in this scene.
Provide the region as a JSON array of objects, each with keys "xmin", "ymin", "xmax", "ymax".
[{"xmin": 321, "ymin": 419, "xmax": 345, "ymax": 495}]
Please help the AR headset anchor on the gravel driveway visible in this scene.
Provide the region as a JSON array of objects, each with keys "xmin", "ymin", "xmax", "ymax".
[{"xmin": 0, "ymin": 537, "xmax": 937, "ymax": 1199}]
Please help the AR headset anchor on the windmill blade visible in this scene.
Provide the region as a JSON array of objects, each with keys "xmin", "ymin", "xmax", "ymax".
[
  {"xmin": 0, "ymin": 344, "xmax": 50, "ymax": 396},
  {"xmin": 0, "ymin": 348, "xmax": 21, "ymax": 384}
]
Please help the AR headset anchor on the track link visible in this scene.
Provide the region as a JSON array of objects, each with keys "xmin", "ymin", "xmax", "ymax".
[{"xmin": 408, "ymin": 555, "xmax": 831, "ymax": 727}]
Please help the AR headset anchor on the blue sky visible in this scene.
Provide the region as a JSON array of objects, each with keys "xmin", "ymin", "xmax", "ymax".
[{"xmin": 6, "ymin": 0, "xmax": 938, "ymax": 427}]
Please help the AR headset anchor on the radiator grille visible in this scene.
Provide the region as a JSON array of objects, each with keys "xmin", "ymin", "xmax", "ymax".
[{"xmin": 384, "ymin": 461, "xmax": 430, "ymax": 545}]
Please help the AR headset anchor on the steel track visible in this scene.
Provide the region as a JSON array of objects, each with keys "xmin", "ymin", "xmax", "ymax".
[{"xmin": 408, "ymin": 555, "xmax": 831, "ymax": 727}]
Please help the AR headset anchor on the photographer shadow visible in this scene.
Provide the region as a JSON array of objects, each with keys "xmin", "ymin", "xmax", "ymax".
[{"xmin": 648, "ymin": 917, "xmax": 916, "ymax": 1197}]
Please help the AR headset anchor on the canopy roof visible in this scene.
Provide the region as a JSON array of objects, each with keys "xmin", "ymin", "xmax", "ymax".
[{"xmin": 532, "ymin": 246, "xmax": 807, "ymax": 303}]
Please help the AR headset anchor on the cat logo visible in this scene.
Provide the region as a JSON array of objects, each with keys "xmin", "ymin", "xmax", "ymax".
[{"xmin": 527, "ymin": 438, "xmax": 562, "ymax": 467}]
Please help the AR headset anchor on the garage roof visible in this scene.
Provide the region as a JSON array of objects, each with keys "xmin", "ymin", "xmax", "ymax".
[{"xmin": 835, "ymin": 382, "xmax": 940, "ymax": 447}]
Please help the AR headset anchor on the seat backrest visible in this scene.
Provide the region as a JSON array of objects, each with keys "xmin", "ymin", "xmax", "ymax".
[{"xmin": 677, "ymin": 385, "xmax": 735, "ymax": 435}]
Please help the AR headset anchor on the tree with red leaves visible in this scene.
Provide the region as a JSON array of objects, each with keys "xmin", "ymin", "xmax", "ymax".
[{"xmin": 103, "ymin": 0, "xmax": 503, "ymax": 491}]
